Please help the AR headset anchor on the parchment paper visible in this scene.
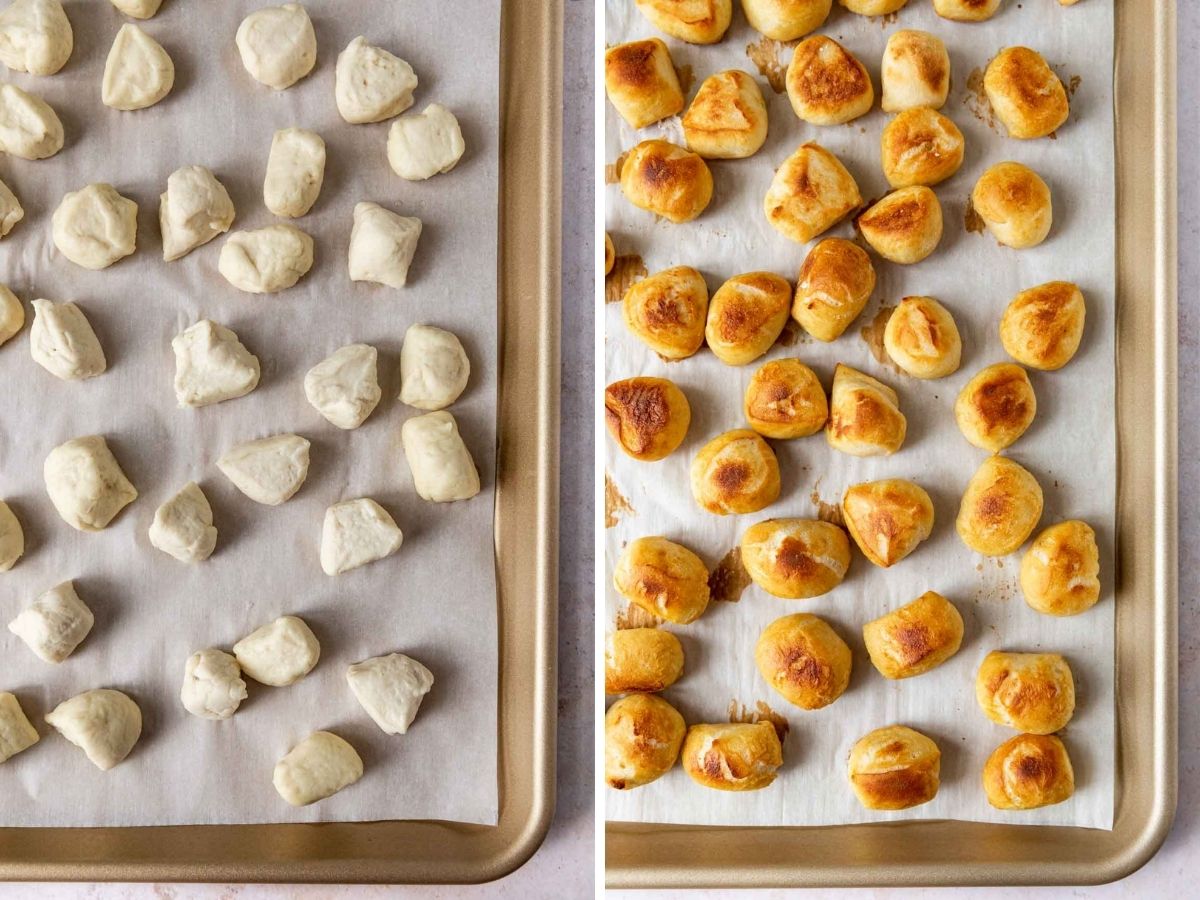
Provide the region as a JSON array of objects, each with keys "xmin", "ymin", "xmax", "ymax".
[
  {"xmin": 605, "ymin": 0, "xmax": 1114, "ymax": 829},
  {"xmin": 0, "ymin": 0, "xmax": 498, "ymax": 826}
]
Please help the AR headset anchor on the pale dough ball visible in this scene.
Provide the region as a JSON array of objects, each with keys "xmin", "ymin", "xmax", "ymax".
[
  {"xmin": 0, "ymin": 499, "xmax": 22, "ymax": 570},
  {"xmin": 840, "ymin": 0, "xmax": 907, "ymax": 13},
  {"xmin": 43, "ymin": 435, "xmax": 137, "ymax": 531},
  {"xmin": 346, "ymin": 653, "xmax": 433, "ymax": 734},
  {"xmin": 102, "ymin": 23, "xmax": 173, "ymax": 110},
  {"xmin": 52, "ymin": 183, "xmax": 138, "ymax": 269},
  {"xmin": 45, "ymin": 689, "xmax": 141, "ymax": 770},
  {"xmin": 29, "ymin": 298, "xmax": 106, "ymax": 380},
  {"xmin": 934, "ymin": 0, "xmax": 1000, "ymax": 22},
  {"xmin": 218, "ymin": 225, "xmax": 313, "ymax": 293},
  {"xmin": 172, "ymin": 319, "xmax": 259, "ymax": 407},
  {"xmin": 0, "ymin": 176, "xmax": 22, "ymax": 237},
  {"xmin": 217, "ymin": 433, "xmax": 310, "ymax": 505},
  {"xmin": 0, "ymin": 0, "xmax": 73, "ymax": 76},
  {"xmin": 0, "ymin": 283, "xmax": 23, "ymax": 345},
  {"xmin": 335, "ymin": 35, "xmax": 417, "ymax": 124},
  {"xmin": 0, "ymin": 692, "xmax": 38, "ymax": 763},
  {"xmin": 180, "ymin": 648, "xmax": 247, "ymax": 720},
  {"xmin": 386, "ymin": 104, "xmax": 465, "ymax": 181},
  {"xmin": 401, "ymin": 410, "xmax": 481, "ymax": 503},
  {"xmin": 235, "ymin": 3, "xmax": 315, "ymax": 90},
  {"xmin": 881, "ymin": 30, "xmax": 949, "ymax": 112},
  {"xmin": 148, "ymin": 481, "xmax": 217, "ymax": 563},
  {"xmin": 109, "ymin": 0, "xmax": 162, "ymax": 19},
  {"xmin": 160, "ymin": 165, "xmax": 235, "ymax": 261},
  {"xmin": 399, "ymin": 323, "xmax": 470, "ymax": 411},
  {"xmin": 273, "ymin": 731, "xmax": 363, "ymax": 806},
  {"xmin": 0, "ymin": 82, "xmax": 62, "ymax": 158},
  {"xmin": 7, "ymin": 580, "xmax": 93, "ymax": 663},
  {"xmin": 303, "ymin": 343, "xmax": 380, "ymax": 429},
  {"xmin": 234, "ymin": 615, "xmax": 320, "ymax": 686},
  {"xmin": 263, "ymin": 127, "xmax": 325, "ymax": 218},
  {"xmin": 319, "ymin": 497, "xmax": 403, "ymax": 575},
  {"xmin": 348, "ymin": 201, "xmax": 421, "ymax": 288}
]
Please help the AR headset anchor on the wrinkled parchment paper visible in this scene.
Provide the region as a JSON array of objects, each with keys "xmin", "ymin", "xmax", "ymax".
[
  {"xmin": 0, "ymin": 0, "xmax": 498, "ymax": 826},
  {"xmin": 605, "ymin": 0, "xmax": 1114, "ymax": 829}
]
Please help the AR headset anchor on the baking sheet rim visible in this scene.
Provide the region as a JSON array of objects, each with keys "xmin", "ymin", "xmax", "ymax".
[
  {"xmin": 604, "ymin": 0, "xmax": 1178, "ymax": 887},
  {"xmin": 0, "ymin": 0, "xmax": 563, "ymax": 884}
]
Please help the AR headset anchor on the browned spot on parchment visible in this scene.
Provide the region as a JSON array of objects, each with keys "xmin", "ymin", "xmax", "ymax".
[
  {"xmin": 709, "ymin": 547, "xmax": 752, "ymax": 603},
  {"xmin": 963, "ymin": 66, "xmax": 997, "ymax": 132},
  {"xmin": 604, "ymin": 151, "xmax": 629, "ymax": 184},
  {"xmin": 774, "ymin": 318, "xmax": 804, "ymax": 348},
  {"xmin": 616, "ymin": 603, "xmax": 660, "ymax": 630},
  {"xmin": 1067, "ymin": 74, "xmax": 1082, "ymax": 97},
  {"xmin": 810, "ymin": 485, "xmax": 844, "ymax": 527},
  {"xmin": 605, "ymin": 473, "xmax": 635, "ymax": 527},
  {"xmin": 964, "ymin": 194, "xmax": 986, "ymax": 234},
  {"xmin": 728, "ymin": 699, "xmax": 790, "ymax": 744},
  {"xmin": 675, "ymin": 63, "xmax": 694, "ymax": 95},
  {"xmin": 859, "ymin": 304, "xmax": 896, "ymax": 368},
  {"xmin": 604, "ymin": 254, "xmax": 647, "ymax": 303},
  {"xmin": 746, "ymin": 37, "xmax": 792, "ymax": 94}
]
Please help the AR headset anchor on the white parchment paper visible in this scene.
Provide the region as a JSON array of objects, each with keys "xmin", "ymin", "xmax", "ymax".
[
  {"xmin": 605, "ymin": 0, "xmax": 1114, "ymax": 829},
  {"xmin": 0, "ymin": 0, "xmax": 498, "ymax": 826}
]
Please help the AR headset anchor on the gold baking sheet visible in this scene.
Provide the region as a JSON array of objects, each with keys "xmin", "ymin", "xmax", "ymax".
[
  {"xmin": 605, "ymin": 0, "xmax": 1177, "ymax": 887},
  {"xmin": 0, "ymin": 0, "xmax": 561, "ymax": 883}
]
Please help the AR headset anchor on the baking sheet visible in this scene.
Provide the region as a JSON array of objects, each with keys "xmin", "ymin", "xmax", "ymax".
[
  {"xmin": 0, "ymin": 0, "xmax": 498, "ymax": 827},
  {"xmin": 604, "ymin": 0, "xmax": 1114, "ymax": 829}
]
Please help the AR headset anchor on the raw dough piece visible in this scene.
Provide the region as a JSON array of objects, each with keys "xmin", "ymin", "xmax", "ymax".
[
  {"xmin": 43, "ymin": 435, "xmax": 136, "ymax": 531},
  {"xmin": 335, "ymin": 36, "xmax": 417, "ymax": 124},
  {"xmin": 52, "ymin": 183, "xmax": 137, "ymax": 269},
  {"xmin": 172, "ymin": 319, "xmax": 259, "ymax": 407},
  {"xmin": 180, "ymin": 648, "xmax": 247, "ymax": 720},
  {"xmin": 109, "ymin": 0, "xmax": 162, "ymax": 18},
  {"xmin": 7, "ymin": 579, "xmax": 93, "ymax": 663},
  {"xmin": 346, "ymin": 652, "xmax": 433, "ymax": 734},
  {"xmin": 235, "ymin": 3, "xmax": 315, "ymax": 90},
  {"xmin": 347, "ymin": 201, "xmax": 421, "ymax": 288},
  {"xmin": 386, "ymin": 104, "xmax": 465, "ymax": 181},
  {"xmin": 102, "ymin": 23, "xmax": 173, "ymax": 110},
  {"xmin": 0, "ymin": 82, "xmax": 61, "ymax": 158},
  {"xmin": 0, "ymin": 0, "xmax": 72, "ymax": 75},
  {"xmin": 401, "ymin": 410, "xmax": 481, "ymax": 503},
  {"xmin": 45, "ymin": 689, "xmax": 141, "ymax": 770},
  {"xmin": 0, "ymin": 176, "xmax": 21, "ymax": 236},
  {"xmin": 319, "ymin": 497, "xmax": 403, "ymax": 575},
  {"xmin": 399, "ymin": 324, "xmax": 469, "ymax": 410},
  {"xmin": 0, "ymin": 692, "xmax": 38, "ymax": 762},
  {"xmin": 0, "ymin": 283, "xmax": 21, "ymax": 344},
  {"xmin": 159, "ymin": 165, "xmax": 235, "ymax": 261},
  {"xmin": 29, "ymin": 298, "xmax": 105, "ymax": 380},
  {"xmin": 217, "ymin": 433, "xmax": 310, "ymax": 505},
  {"xmin": 0, "ymin": 499, "xmax": 21, "ymax": 569},
  {"xmin": 218, "ymin": 225, "xmax": 313, "ymax": 293},
  {"xmin": 303, "ymin": 343, "xmax": 380, "ymax": 429},
  {"xmin": 273, "ymin": 731, "xmax": 363, "ymax": 806},
  {"xmin": 263, "ymin": 127, "xmax": 324, "ymax": 217},
  {"xmin": 148, "ymin": 481, "xmax": 217, "ymax": 563},
  {"xmin": 233, "ymin": 615, "xmax": 320, "ymax": 686}
]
